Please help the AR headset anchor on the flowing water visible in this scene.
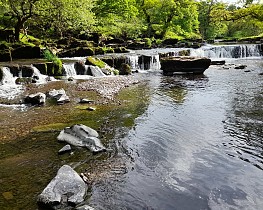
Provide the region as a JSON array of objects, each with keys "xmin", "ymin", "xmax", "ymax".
[
  {"xmin": 87, "ymin": 46, "xmax": 263, "ymax": 210},
  {"xmin": 0, "ymin": 44, "xmax": 263, "ymax": 210}
]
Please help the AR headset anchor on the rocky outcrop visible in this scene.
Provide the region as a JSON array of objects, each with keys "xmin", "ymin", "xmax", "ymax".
[
  {"xmin": 12, "ymin": 46, "xmax": 41, "ymax": 59},
  {"xmin": 24, "ymin": 92, "xmax": 46, "ymax": 105},
  {"xmin": 37, "ymin": 165, "xmax": 87, "ymax": 209},
  {"xmin": 58, "ymin": 47, "xmax": 94, "ymax": 58},
  {"xmin": 47, "ymin": 88, "xmax": 70, "ymax": 105},
  {"xmin": 57, "ymin": 124, "xmax": 106, "ymax": 153},
  {"xmin": 160, "ymin": 56, "xmax": 211, "ymax": 75}
]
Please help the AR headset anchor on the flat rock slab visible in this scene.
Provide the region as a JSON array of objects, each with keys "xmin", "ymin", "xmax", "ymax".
[
  {"xmin": 160, "ymin": 56, "xmax": 211, "ymax": 75},
  {"xmin": 57, "ymin": 124, "xmax": 106, "ymax": 153},
  {"xmin": 37, "ymin": 165, "xmax": 87, "ymax": 208}
]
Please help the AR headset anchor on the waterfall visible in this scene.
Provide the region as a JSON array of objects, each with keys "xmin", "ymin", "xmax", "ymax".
[
  {"xmin": 89, "ymin": 66, "xmax": 106, "ymax": 77},
  {"xmin": 127, "ymin": 54, "xmax": 161, "ymax": 71},
  {"xmin": 1, "ymin": 67, "xmax": 16, "ymax": 85},
  {"xmin": 63, "ymin": 63, "xmax": 77, "ymax": 77},
  {"xmin": 190, "ymin": 44, "xmax": 262, "ymax": 59},
  {"xmin": 31, "ymin": 66, "xmax": 49, "ymax": 83},
  {"xmin": 0, "ymin": 67, "xmax": 24, "ymax": 99}
]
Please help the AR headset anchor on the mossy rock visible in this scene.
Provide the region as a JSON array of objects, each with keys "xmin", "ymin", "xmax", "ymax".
[
  {"xmin": 85, "ymin": 56, "xmax": 107, "ymax": 68},
  {"xmin": 15, "ymin": 77, "xmax": 33, "ymax": 85},
  {"xmin": 178, "ymin": 50, "xmax": 190, "ymax": 56},
  {"xmin": 119, "ymin": 63, "xmax": 131, "ymax": 75}
]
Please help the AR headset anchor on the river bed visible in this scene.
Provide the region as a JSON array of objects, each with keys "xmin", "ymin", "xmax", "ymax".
[
  {"xmin": 88, "ymin": 58, "xmax": 263, "ymax": 210},
  {"xmin": 0, "ymin": 45, "xmax": 263, "ymax": 209}
]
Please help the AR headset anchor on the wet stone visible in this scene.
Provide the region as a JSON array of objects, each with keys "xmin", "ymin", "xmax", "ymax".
[
  {"xmin": 37, "ymin": 165, "xmax": 87, "ymax": 209},
  {"xmin": 58, "ymin": 144, "xmax": 72, "ymax": 155}
]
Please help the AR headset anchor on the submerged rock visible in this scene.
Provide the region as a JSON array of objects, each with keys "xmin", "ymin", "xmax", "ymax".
[
  {"xmin": 24, "ymin": 92, "xmax": 46, "ymax": 105},
  {"xmin": 234, "ymin": 64, "xmax": 247, "ymax": 69},
  {"xmin": 37, "ymin": 165, "xmax": 87, "ymax": 209},
  {"xmin": 57, "ymin": 124, "xmax": 106, "ymax": 153}
]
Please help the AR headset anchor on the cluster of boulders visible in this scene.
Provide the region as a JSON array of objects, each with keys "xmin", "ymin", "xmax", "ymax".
[
  {"xmin": 37, "ymin": 123, "xmax": 106, "ymax": 209},
  {"xmin": 37, "ymin": 165, "xmax": 95, "ymax": 210},
  {"xmin": 24, "ymin": 88, "xmax": 70, "ymax": 105}
]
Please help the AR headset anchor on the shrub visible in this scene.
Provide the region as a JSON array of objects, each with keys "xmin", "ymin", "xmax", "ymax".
[{"xmin": 43, "ymin": 49, "xmax": 63, "ymax": 76}]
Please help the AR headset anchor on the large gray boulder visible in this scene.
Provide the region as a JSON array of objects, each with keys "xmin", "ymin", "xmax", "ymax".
[
  {"xmin": 37, "ymin": 165, "xmax": 87, "ymax": 209},
  {"xmin": 57, "ymin": 124, "xmax": 106, "ymax": 153}
]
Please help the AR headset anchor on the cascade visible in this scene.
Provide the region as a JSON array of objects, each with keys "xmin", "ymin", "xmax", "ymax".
[
  {"xmin": 1, "ymin": 67, "xmax": 16, "ymax": 85},
  {"xmin": 31, "ymin": 66, "xmax": 49, "ymax": 83},
  {"xmin": 63, "ymin": 63, "xmax": 77, "ymax": 77},
  {"xmin": 0, "ymin": 67, "xmax": 24, "ymax": 99},
  {"xmin": 127, "ymin": 54, "xmax": 161, "ymax": 70},
  {"xmin": 89, "ymin": 66, "xmax": 106, "ymax": 77},
  {"xmin": 190, "ymin": 44, "xmax": 263, "ymax": 59}
]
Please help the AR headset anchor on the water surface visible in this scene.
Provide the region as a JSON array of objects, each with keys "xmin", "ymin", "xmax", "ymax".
[{"xmin": 89, "ymin": 58, "xmax": 263, "ymax": 210}]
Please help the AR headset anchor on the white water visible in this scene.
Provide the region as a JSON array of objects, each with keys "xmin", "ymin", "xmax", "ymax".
[
  {"xmin": 63, "ymin": 63, "xmax": 77, "ymax": 77},
  {"xmin": 0, "ymin": 67, "xmax": 24, "ymax": 99},
  {"xmin": 191, "ymin": 44, "xmax": 262, "ymax": 59},
  {"xmin": 89, "ymin": 66, "xmax": 106, "ymax": 77},
  {"xmin": 31, "ymin": 65, "xmax": 50, "ymax": 84}
]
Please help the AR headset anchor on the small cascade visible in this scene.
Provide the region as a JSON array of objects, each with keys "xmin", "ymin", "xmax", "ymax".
[
  {"xmin": 128, "ymin": 55, "xmax": 139, "ymax": 69},
  {"xmin": 127, "ymin": 54, "xmax": 161, "ymax": 71},
  {"xmin": 89, "ymin": 66, "xmax": 106, "ymax": 77},
  {"xmin": 0, "ymin": 67, "xmax": 24, "ymax": 99},
  {"xmin": 31, "ymin": 66, "xmax": 49, "ymax": 83},
  {"xmin": 1, "ymin": 67, "xmax": 16, "ymax": 85},
  {"xmin": 63, "ymin": 63, "xmax": 77, "ymax": 77},
  {"xmin": 191, "ymin": 44, "xmax": 263, "ymax": 59}
]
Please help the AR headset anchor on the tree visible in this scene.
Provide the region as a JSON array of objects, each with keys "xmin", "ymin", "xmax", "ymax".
[
  {"xmin": 137, "ymin": 0, "xmax": 199, "ymax": 39},
  {"xmin": 94, "ymin": 0, "xmax": 141, "ymax": 38},
  {"xmin": 37, "ymin": 0, "xmax": 95, "ymax": 38},
  {"xmin": 0, "ymin": 0, "xmax": 41, "ymax": 41},
  {"xmin": 198, "ymin": 0, "xmax": 228, "ymax": 39}
]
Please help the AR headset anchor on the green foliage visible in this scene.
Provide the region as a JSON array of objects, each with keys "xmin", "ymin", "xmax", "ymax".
[
  {"xmin": 43, "ymin": 49, "xmax": 62, "ymax": 75},
  {"xmin": 0, "ymin": 0, "xmax": 262, "ymax": 44}
]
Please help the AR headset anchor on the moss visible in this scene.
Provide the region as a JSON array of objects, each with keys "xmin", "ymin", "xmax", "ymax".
[
  {"xmin": 144, "ymin": 38, "xmax": 152, "ymax": 48},
  {"xmin": 31, "ymin": 123, "xmax": 67, "ymax": 132},
  {"xmin": 86, "ymin": 56, "xmax": 107, "ymax": 68}
]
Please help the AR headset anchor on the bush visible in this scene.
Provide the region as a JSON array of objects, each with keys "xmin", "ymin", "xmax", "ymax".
[{"xmin": 43, "ymin": 49, "xmax": 63, "ymax": 75}]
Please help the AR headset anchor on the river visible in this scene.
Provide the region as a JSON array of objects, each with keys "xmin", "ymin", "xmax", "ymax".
[{"xmin": 1, "ymin": 44, "xmax": 263, "ymax": 210}]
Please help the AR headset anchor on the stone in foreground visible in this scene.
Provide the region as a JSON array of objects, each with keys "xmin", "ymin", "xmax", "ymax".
[
  {"xmin": 24, "ymin": 92, "xmax": 46, "ymax": 105},
  {"xmin": 57, "ymin": 124, "xmax": 106, "ymax": 153},
  {"xmin": 160, "ymin": 56, "xmax": 211, "ymax": 75},
  {"xmin": 47, "ymin": 88, "xmax": 70, "ymax": 105},
  {"xmin": 37, "ymin": 165, "xmax": 87, "ymax": 209}
]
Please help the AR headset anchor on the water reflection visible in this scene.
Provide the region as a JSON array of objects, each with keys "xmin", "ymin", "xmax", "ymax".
[{"xmin": 160, "ymin": 74, "xmax": 208, "ymax": 104}]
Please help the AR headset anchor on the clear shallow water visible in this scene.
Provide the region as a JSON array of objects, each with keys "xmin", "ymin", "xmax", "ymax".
[{"xmin": 89, "ymin": 58, "xmax": 263, "ymax": 210}]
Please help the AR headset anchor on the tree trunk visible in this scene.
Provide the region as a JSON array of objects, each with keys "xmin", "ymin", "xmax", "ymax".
[{"xmin": 14, "ymin": 17, "xmax": 27, "ymax": 42}]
